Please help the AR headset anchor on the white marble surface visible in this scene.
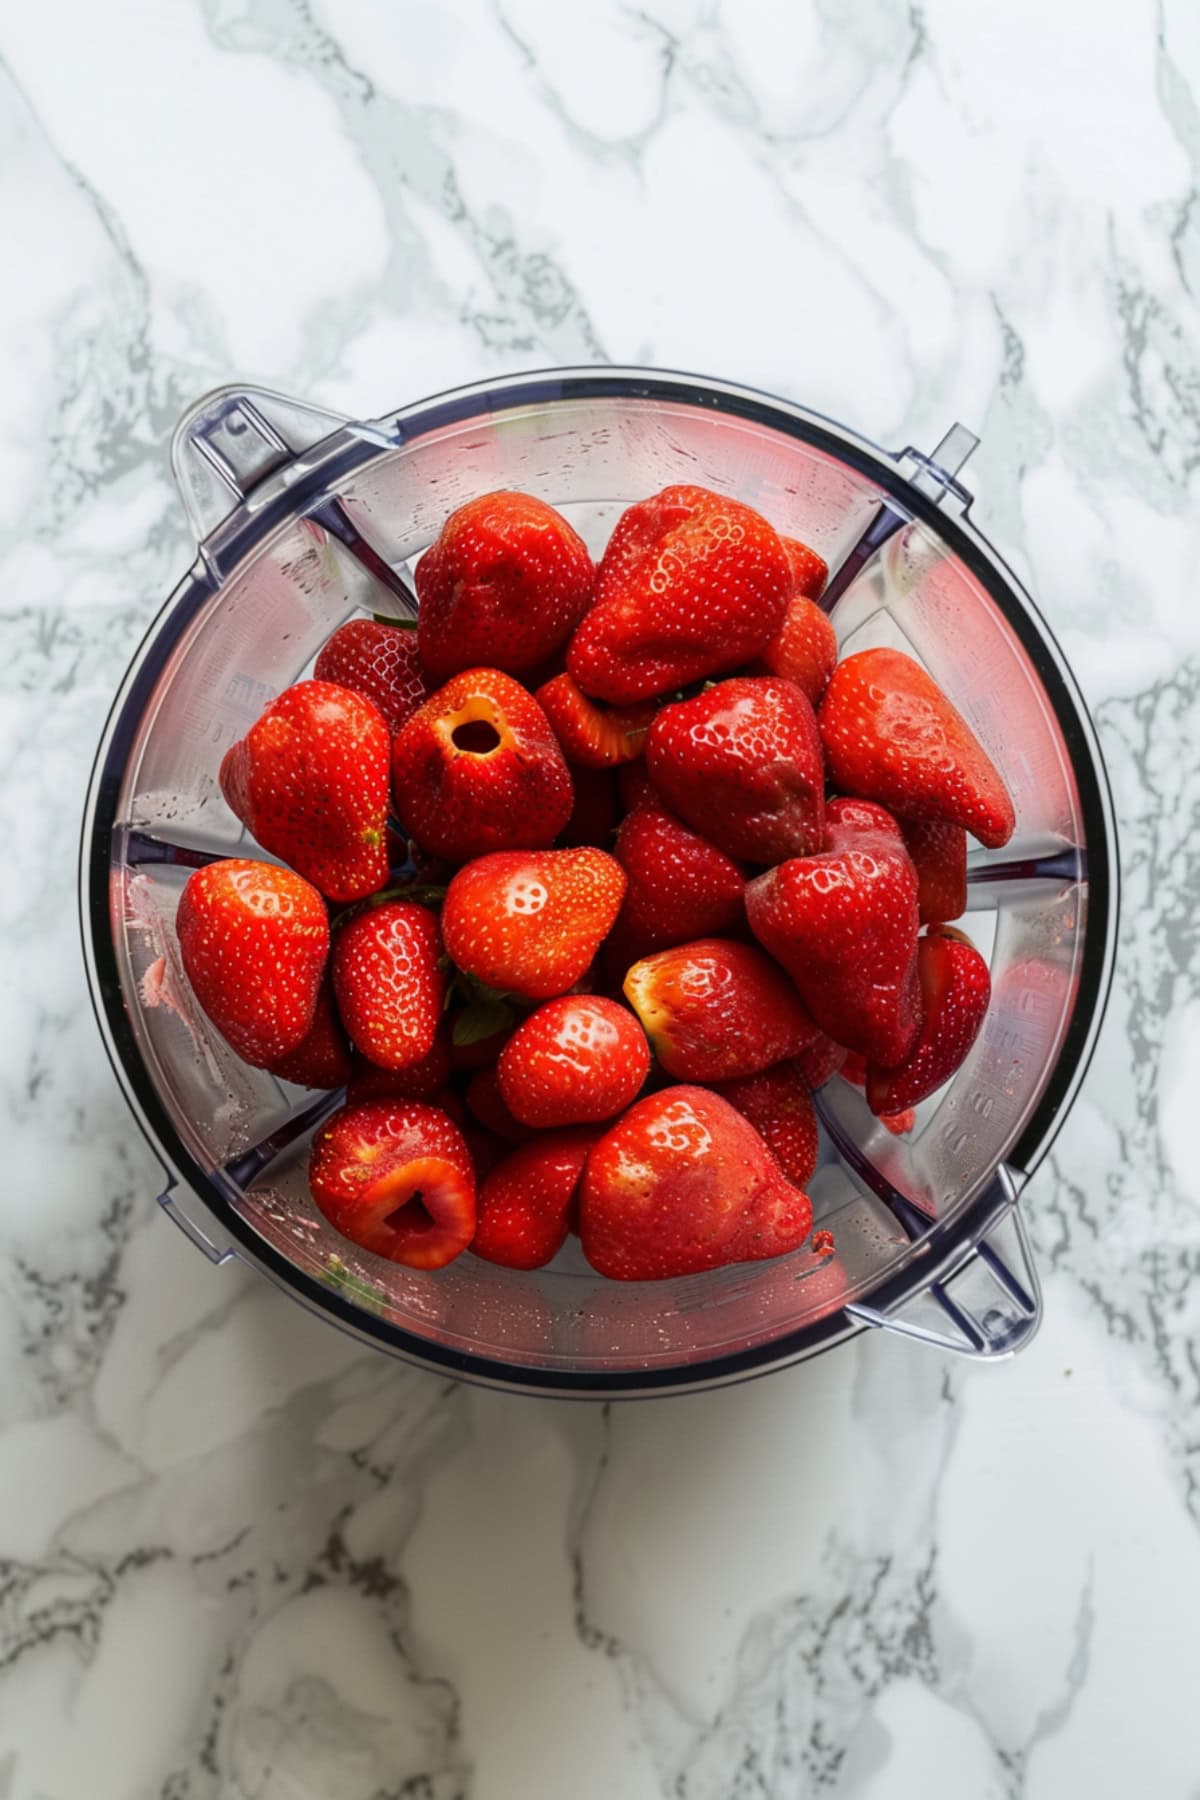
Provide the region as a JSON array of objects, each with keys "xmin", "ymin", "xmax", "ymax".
[{"xmin": 2, "ymin": 2, "xmax": 1199, "ymax": 1795}]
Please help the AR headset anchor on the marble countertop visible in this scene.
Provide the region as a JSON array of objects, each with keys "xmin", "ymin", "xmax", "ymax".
[{"xmin": 2, "ymin": 2, "xmax": 1199, "ymax": 1795}]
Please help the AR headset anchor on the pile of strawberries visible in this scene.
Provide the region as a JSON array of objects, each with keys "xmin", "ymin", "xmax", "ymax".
[{"xmin": 175, "ymin": 483, "xmax": 1014, "ymax": 1283}]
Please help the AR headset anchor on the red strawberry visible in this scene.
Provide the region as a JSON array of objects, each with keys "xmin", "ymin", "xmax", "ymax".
[
  {"xmin": 176, "ymin": 859, "xmax": 328, "ymax": 1068},
  {"xmin": 610, "ymin": 798, "xmax": 746, "ymax": 960},
  {"xmin": 818, "ymin": 648, "xmax": 1015, "ymax": 848},
  {"xmin": 461, "ymin": 1117, "xmax": 510, "ymax": 1182},
  {"xmin": 822, "ymin": 795, "xmax": 907, "ymax": 842},
  {"xmin": 749, "ymin": 593, "xmax": 838, "ymax": 707},
  {"xmin": 219, "ymin": 680, "xmax": 391, "ymax": 903},
  {"xmin": 711, "ymin": 1062, "xmax": 820, "ymax": 1189},
  {"xmin": 567, "ymin": 485, "xmax": 791, "ymax": 703},
  {"xmin": 779, "ymin": 534, "xmax": 829, "ymax": 600},
  {"xmin": 268, "ymin": 976, "xmax": 353, "ymax": 1090},
  {"xmin": 416, "ymin": 491, "xmax": 594, "ymax": 681},
  {"xmin": 344, "ymin": 1027, "xmax": 452, "ymax": 1104},
  {"xmin": 881, "ymin": 1107, "xmax": 917, "ymax": 1135},
  {"xmin": 646, "ymin": 676, "xmax": 825, "ymax": 864},
  {"xmin": 623, "ymin": 938, "xmax": 817, "ymax": 1082},
  {"xmin": 313, "ymin": 617, "xmax": 428, "ymax": 735},
  {"xmin": 745, "ymin": 798, "xmax": 922, "ymax": 1066},
  {"xmin": 795, "ymin": 1032, "xmax": 847, "ymax": 1091},
  {"xmin": 309, "ymin": 1099, "xmax": 475, "ymax": 1270},
  {"xmin": 866, "ymin": 926, "xmax": 991, "ymax": 1114},
  {"xmin": 747, "ymin": 533, "xmax": 834, "ymax": 704},
  {"xmin": 557, "ymin": 766, "xmax": 620, "ymax": 849},
  {"xmin": 431, "ymin": 1087, "xmax": 468, "ymax": 1129},
  {"xmin": 617, "ymin": 760, "xmax": 656, "ymax": 815},
  {"xmin": 497, "ymin": 996, "xmax": 650, "ymax": 1127},
  {"xmin": 901, "ymin": 818, "xmax": 968, "ymax": 924},
  {"xmin": 473, "ymin": 1128, "xmax": 600, "ymax": 1270},
  {"xmin": 465, "ymin": 1066, "xmax": 535, "ymax": 1143},
  {"xmin": 391, "ymin": 668, "xmax": 572, "ymax": 863},
  {"xmin": 840, "ymin": 1050, "xmax": 867, "ymax": 1088},
  {"xmin": 579, "ymin": 1086, "xmax": 812, "ymax": 1280},
  {"xmin": 534, "ymin": 672, "xmax": 656, "ymax": 767},
  {"xmin": 332, "ymin": 901, "xmax": 444, "ymax": 1071},
  {"xmin": 442, "ymin": 847, "xmax": 626, "ymax": 1001}
]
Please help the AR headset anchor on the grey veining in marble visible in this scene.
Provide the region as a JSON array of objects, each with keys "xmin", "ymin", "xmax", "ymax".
[{"xmin": 2, "ymin": 2, "xmax": 1199, "ymax": 1796}]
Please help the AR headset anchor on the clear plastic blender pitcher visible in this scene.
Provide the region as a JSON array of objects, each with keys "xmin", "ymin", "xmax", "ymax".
[{"xmin": 80, "ymin": 370, "xmax": 1117, "ymax": 1396}]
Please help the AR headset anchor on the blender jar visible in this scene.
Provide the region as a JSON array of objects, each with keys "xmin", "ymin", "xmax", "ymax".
[{"xmin": 80, "ymin": 370, "xmax": 1118, "ymax": 1396}]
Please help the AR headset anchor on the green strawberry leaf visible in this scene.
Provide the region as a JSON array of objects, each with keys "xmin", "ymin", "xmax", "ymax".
[
  {"xmin": 329, "ymin": 881, "xmax": 447, "ymax": 934},
  {"xmin": 469, "ymin": 980, "xmax": 514, "ymax": 1006},
  {"xmin": 452, "ymin": 997, "xmax": 515, "ymax": 1046},
  {"xmin": 322, "ymin": 1254, "xmax": 389, "ymax": 1314},
  {"xmin": 373, "ymin": 611, "xmax": 418, "ymax": 630}
]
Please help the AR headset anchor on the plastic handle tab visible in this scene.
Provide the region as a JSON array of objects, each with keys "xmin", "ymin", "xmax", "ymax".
[
  {"xmin": 170, "ymin": 384, "xmax": 352, "ymax": 543},
  {"xmin": 845, "ymin": 1163, "xmax": 1042, "ymax": 1358},
  {"xmin": 158, "ymin": 1186, "xmax": 235, "ymax": 1266},
  {"xmin": 822, "ymin": 421, "xmax": 980, "ymax": 610},
  {"xmin": 898, "ymin": 421, "xmax": 980, "ymax": 513}
]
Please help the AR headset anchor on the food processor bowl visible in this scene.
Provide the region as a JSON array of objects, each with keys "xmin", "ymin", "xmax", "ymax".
[{"xmin": 80, "ymin": 370, "xmax": 1117, "ymax": 1396}]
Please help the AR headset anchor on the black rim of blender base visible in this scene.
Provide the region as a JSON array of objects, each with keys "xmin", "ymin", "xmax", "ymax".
[{"xmin": 81, "ymin": 366, "xmax": 1117, "ymax": 1396}]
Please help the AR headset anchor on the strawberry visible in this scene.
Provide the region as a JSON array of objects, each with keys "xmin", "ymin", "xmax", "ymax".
[
  {"xmin": 461, "ymin": 1117, "xmax": 510, "ymax": 1183},
  {"xmin": 313, "ymin": 617, "xmax": 428, "ymax": 735},
  {"xmin": 623, "ymin": 938, "xmax": 818, "ymax": 1082},
  {"xmin": 465, "ymin": 1066, "xmax": 536, "ymax": 1143},
  {"xmin": 818, "ymin": 648, "xmax": 1015, "ymax": 848},
  {"xmin": 901, "ymin": 818, "xmax": 968, "ymax": 924},
  {"xmin": 824, "ymin": 795, "xmax": 907, "ymax": 842},
  {"xmin": 881, "ymin": 1107, "xmax": 917, "ymax": 1135},
  {"xmin": 866, "ymin": 926, "xmax": 991, "ymax": 1114},
  {"xmin": 442, "ymin": 847, "xmax": 626, "ymax": 1001},
  {"xmin": 472, "ymin": 1128, "xmax": 600, "ymax": 1270},
  {"xmin": 747, "ymin": 533, "xmax": 834, "ymax": 704},
  {"xmin": 309, "ymin": 1099, "xmax": 475, "ymax": 1270},
  {"xmin": 779, "ymin": 534, "xmax": 829, "ymax": 600},
  {"xmin": 176, "ymin": 859, "xmax": 329, "ymax": 1068},
  {"xmin": 431, "ymin": 1087, "xmax": 468, "ymax": 1129},
  {"xmin": 840, "ymin": 1050, "xmax": 868, "ymax": 1088},
  {"xmin": 745, "ymin": 797, "xmax": 922, "ymax": 1066},
  {"xmin": 617, "ymin": 760, "xmax": 656, "ymax": 815},
  {"xmin": 579, "ymin": 1086, "xmax": 812, "ymax": 1280},
  {"xmin": 567, "ymin": 485, "xmax": 791, "ymax": 703},
  {"xmin": 749, "ymin": 593, "xmax": 838, "ymax": 707},
  {"xmin": 331, "ymin": 900, "xmax": 444, "ymax": 1071},
  {"xmin": 534, "ymin": 673, "xmax": 655, "ymax": 768},
  {"xmin": 219, "ymin": 680, "xmax": 391, "ymax": 903},
  {"xmin": 497, "ymin": 996, "xmax": 650, "ymax": 1127},
  {"xmin": 391, "ymin": 668, "xmax": 573, "ymax": 863},
  {"xmin": 344, "ymin": 1026, "xmax": 453, "ymax": 1104},
  {"xmin": 610, "ymin": 798, "xmax": 746, "ymax": 960},
  {"xmin": 646, "ymin": 676, "xmax": 825, "ymax": 864},
  {"xmin": 268, "ymin": 976, "xmax": 353, "ymax": 1090},
  {"xmin": 711, "ymin": 1062, "xmax": 820, "ymax": 1188},
  {"xmin": 416, "ymin": 491, "xmax": 594, "ymax": 681},
  {"xmin": 795, "ymin": 1032, "xmax": 848, "ymax": 1091},
  {"xmin": 557, "ymin": 766, "xmax": 620, "ymax": 849}
]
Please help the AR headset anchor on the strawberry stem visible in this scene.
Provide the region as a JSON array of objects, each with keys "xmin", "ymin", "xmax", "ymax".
[{"xmin": 330, "ymin": 881, "xmax": 448, "ymax": 932}]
